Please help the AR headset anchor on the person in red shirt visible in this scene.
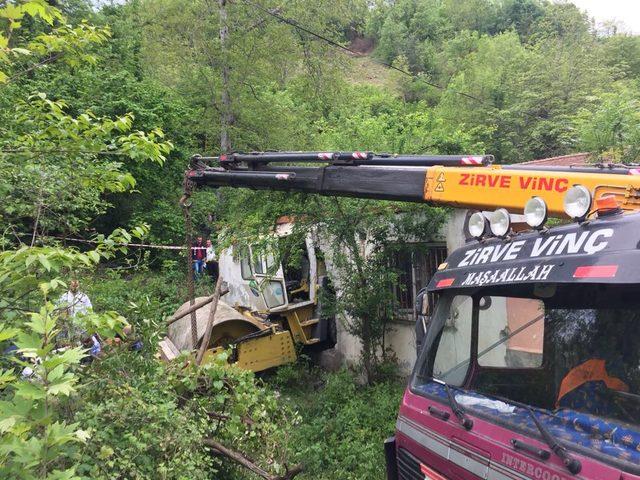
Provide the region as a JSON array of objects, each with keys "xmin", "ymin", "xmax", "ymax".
[{"xmin": 192, "ymin": 236, "xmax": 206, "ymax": 277}]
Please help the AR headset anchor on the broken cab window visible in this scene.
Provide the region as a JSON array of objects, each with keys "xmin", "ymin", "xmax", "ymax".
[
  {"xmin": 478, "ymin": 297, "xmax": 544, "ymax": 368},
  {"xmin": 240, "ymin": 255, "xmax": 253, "ymax": 280},
  {"xmin": 263, "ymin": 280, "xmax": 286, "ymax": 308}
]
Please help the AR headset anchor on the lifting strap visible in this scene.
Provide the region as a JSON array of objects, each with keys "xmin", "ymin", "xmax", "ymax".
[{"xmin": 180, "ymin": 178, "xmax": 198, "ymax": 350}]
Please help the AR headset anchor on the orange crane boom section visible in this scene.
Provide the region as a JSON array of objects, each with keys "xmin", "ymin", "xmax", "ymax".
[{"xmin": 424, "ymin": 165, "xmax": 640, "ymax": 217}]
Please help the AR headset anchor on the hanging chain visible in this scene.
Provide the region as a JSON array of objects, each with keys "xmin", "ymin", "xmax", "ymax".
[{"xmin": 181, "ymin": 176, "xmax": 198, "ymax": 350}]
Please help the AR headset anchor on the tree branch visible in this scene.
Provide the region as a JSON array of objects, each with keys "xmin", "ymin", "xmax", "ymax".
[
  {"xmin": 8, "ymin": 52, "xmax": 64, "ymax": 82},
  {"xmin": 203, "ymin": 438, "xmax": 303, "ymax": 480}
]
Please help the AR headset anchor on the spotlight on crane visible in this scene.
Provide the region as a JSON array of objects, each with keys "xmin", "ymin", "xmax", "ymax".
[
  {"xmin": 563, "ymin": 185, "xmax": 592, "ymax": 221},
  {"xmin": 489, "ymin": 208, "xmax": 511, "ymax": 237},
  {"xmin": 467, "ymin": 211, "xmax": 488, "ymax": 239},
  {"xmin": 524, "ymin": 197, "xmax": 547, "ymax": 229}
]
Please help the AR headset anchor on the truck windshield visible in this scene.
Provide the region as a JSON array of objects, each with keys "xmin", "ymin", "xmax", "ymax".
[{"xmin": 413, "ymin": 285, "xmax": 640, "ymax": 429}]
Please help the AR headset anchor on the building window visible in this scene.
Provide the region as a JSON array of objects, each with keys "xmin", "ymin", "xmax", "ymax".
[{"xmin": 390, "ymin": 243, "xmax": 448, "ymax": 320}]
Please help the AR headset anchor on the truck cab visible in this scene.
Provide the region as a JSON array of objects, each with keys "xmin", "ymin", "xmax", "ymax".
[{"xmin": 389, "ymin": 210, "xmax": 640, "ymax": 480}]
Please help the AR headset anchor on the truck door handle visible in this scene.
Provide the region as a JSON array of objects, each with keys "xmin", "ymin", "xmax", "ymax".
[
  {"xmin": 428, "ymin": 406, "xmax": 450, "ymax": 421},
  {"xmin": 511, "ymin": 439, "xmax": 551, "ymax": 460}
]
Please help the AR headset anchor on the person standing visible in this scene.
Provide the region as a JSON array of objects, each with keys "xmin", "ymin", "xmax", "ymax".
[
  {"xmin": 58, "ymin": 279, "xmax": 92, "ymax": 318},
  {"xmin": 205, "ymin": 239, "xmax": 219, "ymax": 282},
  {"xmin": 192, "ymin": 236, "xmax": 206, "ymax": 277},
  {"xmin": 57, "ymin": 280, "xmax": 100, "ymax": 357}
]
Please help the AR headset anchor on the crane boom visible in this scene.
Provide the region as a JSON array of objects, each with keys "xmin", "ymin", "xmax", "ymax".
[{"xmin": 186, "ymin": 151, "xmax": 640, "ymax": 217}]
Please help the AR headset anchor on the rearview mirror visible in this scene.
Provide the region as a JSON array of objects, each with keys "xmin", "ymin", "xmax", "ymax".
[
  {"xmin": 415, "ymin": 289, "xmax": 432, "ymax": 354},
  {"xmin": 421, "ymin": 294, "xmax": 430, "ymax": 316},
  {"xmin": 416, "ymin": 289, "xmax": 431, "ymax": 318}
]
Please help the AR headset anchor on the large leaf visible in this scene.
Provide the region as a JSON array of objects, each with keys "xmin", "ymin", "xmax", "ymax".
[
  {"xmin": 0, "ymin": 416, "xmax": 17, "ymax": 433},
  {"xmin": 42, "ymin": 347, "xmax": 86, "ymax": 371},
  {"xmin": 0, "ymin": 325, "xmax": 19, "ymax": 342},
  {"xmin": 47, "ymin": 375, "xmax": 76, "ymax": 396},
  {"xmin": 14, "ymin": 381, "xmax": 46, "ymax": 400},
  {"xmin": 15, "ymin": 331, "xmax": 43, "ymax": 357}
]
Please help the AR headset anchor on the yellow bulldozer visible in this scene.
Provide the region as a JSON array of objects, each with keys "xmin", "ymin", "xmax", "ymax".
[{"xmin": 159, "ymin": 216, "xmax": 336, "ymax": 372}]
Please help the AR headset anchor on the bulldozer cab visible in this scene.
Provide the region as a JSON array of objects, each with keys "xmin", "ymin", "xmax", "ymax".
[
  {"xmin": 219, "ymin": 220, "xmax": 319, "ymax": 313},
  {"xmin": 224, "ymin": 245, "xmax": 289, "ymax": 312}
]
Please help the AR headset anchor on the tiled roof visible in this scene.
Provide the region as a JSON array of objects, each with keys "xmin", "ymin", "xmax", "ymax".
[{"xmin": 521, "ymin": 153, "xmax": 591, "ymax": 166}]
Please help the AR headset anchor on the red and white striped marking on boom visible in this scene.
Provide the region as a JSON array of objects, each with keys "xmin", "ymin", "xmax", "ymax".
[
  {"xmin": 352, "ymin": 151, "xmax": 368, "ymax": 159},
  {"xmin": 461, "ymin": 156, "xmax": 483, "ymax": 165},
  {"xmin": 318, "ymin": 152, "xmax": 333, "ymax": 160}
]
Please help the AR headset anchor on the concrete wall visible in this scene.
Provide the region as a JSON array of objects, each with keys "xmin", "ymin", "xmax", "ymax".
[
  {"xmin": 446, "ymin": 209, "xmax": 468, "ymax": 252},
  {"xmin": 325, "ymin": 209, "xmax": 540, "ymax": 376},
  {"xmin": 319, "ymin": 212, "xmax": 452, "ymax": 376},
  {"xmin": 333, "ymin": 317, "xmax": 420, "ymax": 376},
  {"xmin": 385, "ymin": 321, "xmax": 419, "ymax": 375}
]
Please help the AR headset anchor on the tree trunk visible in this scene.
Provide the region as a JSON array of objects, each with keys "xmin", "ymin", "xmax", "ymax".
[{"xmin": 219, "ymin": 0, "xmax": 232, "ymax": 153}]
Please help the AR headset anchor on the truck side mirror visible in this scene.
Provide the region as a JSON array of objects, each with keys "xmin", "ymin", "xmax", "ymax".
[
  {"xmin": 415, "ymin": 290, "xmax": 431, "ymax": 354},
  {"xmin": 420, "ymin": 293, "xmax": 430, "ymax": 317}
]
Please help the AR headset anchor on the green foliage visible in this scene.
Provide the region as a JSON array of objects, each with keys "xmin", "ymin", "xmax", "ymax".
[
  {"xmin": 313, "ymin": 84, "xmax": 490, "ymax": 153},
  {"xmin": 1, "ymin": 250, "xmax": 296, "ymax": 479},
  {"xmin": 0, "ymin": 0, "xmax": 174, "ymax": 247},
  {"xmin": 0, "ymin": 1, "xmax": 105, "ymax": 83},
  {"xmin": 272, "ymin": 367, "xmax": 404, "ymax": 480},
  {"xmin": 0, "ymin": 242, "xmax": 130, "ymax": 479},
  {"xmin": 73, "ymin": 353, "xmax": 213, "ymax": 479},
  {"xmin": 73, "ymin": 351, "xmax": 297, "ymax": 479},
  {"xmin": 0, "ymin": 227, "xmax": 147, "ymax": 322},
  {"xmin": 0, "ymin": 92, "xmax": 171, "ymax": 237},
  {"xmin": 575, "ymin": 83, "xmax": 640, "ymax": 162},
  {"xmin": 80, "ymin": 267, "xmax": 188, "ymax": 347},
  {"xmin": 603, "ymin": 34, "xmax": 640, "ymax": 80},
  {"xmin": 0, "ymin": 2, "xmax": 425, "ymax": 479},
  {"xmin": 363, "ymin": 0, "xmax": 639, "ymax": 162}
]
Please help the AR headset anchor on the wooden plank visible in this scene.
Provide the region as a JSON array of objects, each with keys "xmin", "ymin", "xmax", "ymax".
[
  {"xmin": 158, "ymin": 337, "xmax": 180, "ymax": 361},
  {"xmin": 196, "ymin": 276, "xmax": 224, "ymax": 365}
]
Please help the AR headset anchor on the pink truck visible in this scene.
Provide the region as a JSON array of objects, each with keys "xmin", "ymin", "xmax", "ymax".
[
  {"xmin": 186, "ymin": 151, "xmax": 640, "ymax": 480},
  {"xmin": 386, "ymin": 211, "xmax": 640, "ymax": 480}
]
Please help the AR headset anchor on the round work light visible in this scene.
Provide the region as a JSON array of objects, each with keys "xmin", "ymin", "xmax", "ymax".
[
  {"xmin": 467, "ymin": 211, "xmax": 487, "ymax": 239},
  {"xmin": 489, "ymin": 208, "xmax": 511, "ymax": 236},
  {"xmin": 524, "ymin": 197, "xmax": 547, "ymax": 229},
  {"xmin": 563, "ymin": 185, "xmax": 592, "ymax": 220}
]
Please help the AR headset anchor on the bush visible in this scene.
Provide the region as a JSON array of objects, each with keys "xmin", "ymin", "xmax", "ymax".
[
  {"xmin": 73, "ymin": 353, "xmax": 213, "ymax": 479},
  {"xmin": 272, "ymin": 367, "xmax": 405, "ymax": 480},
  {"xmin": 72, "ymin": 350, "xmax": 298, "ymax": 480},
  {"xmin": 80, "ymin": 267, "xmax": 213, "ymax": 347}
]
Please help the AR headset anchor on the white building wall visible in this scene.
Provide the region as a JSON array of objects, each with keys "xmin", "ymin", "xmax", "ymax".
[
  {"xmin": 385, "ymin": 322, "xmax": 418, "ymax": 375},
  {"xmin": 446, "ymin": 209, "xmax": 468, "ymax": 252},
  {"xmin": 318, "ymin": 213, "xmax": 452, "ymax": 376},
  {"xmin": 321, "ymin": 209, "xmax": 513, "ymax": 376}
]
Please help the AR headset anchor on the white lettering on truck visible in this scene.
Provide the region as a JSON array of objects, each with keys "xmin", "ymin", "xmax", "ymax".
[
  {"xmin": 461, "ymin": 265, "xmax": 555, "ymax": 286},
  {"xmin": 458, "ymin": 228, "xmax": 613, "ymax": 267}
]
